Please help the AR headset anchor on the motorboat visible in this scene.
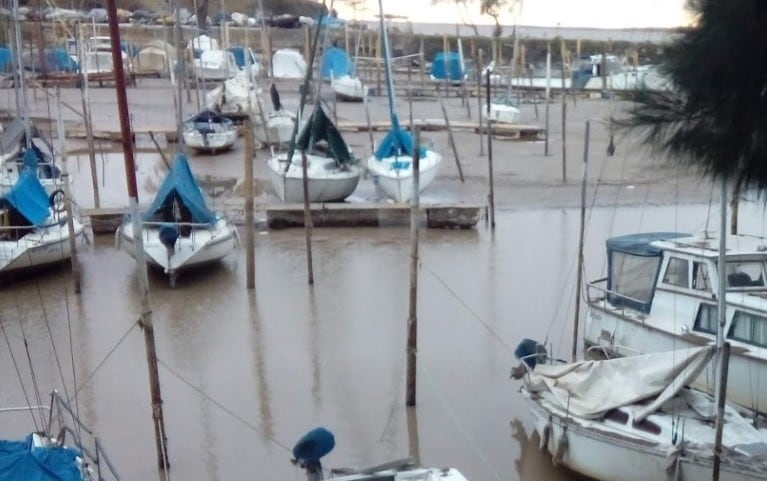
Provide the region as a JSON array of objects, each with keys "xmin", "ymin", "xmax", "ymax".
[
  {"xmin": 193, "ymin": 50, "xmax": 239, "ymax": 82},
  {"xmin": 268, "ymin": 106, "xmax": 360, "ymax": 202},
  {"xmin": 584, "ymin": 231, "xmax": 767, "ymax": 416},
  {"xmin": 0, "ymin": 170, "xmax": 83, "ymax": 275},
  {"xmin": 115, "ymin": 153, "xmax": 237, "ymax": 287},
  {"xmin": 182, "ymin": 109, "xmax": 237, "ymax": 154},
  {"xmin": 512, "ymin": 339, "xmax": 767, "ymax": 481}
]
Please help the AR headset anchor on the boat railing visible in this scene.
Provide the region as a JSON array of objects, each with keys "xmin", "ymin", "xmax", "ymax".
[
  {"xmin": 586, "ymin": 278, "xmax": 647, "ymax": 316},
  {"xmin": 141, "ymin": 220, "xmax": 215, "ymax": 229}
]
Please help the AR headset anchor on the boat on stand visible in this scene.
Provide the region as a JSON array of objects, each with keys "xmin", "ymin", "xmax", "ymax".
[
  {"xmin": 254, "ymin": 84, "xmax": 300, "ymax": 147},
  {"xmin": 583, "ymin": 231, "xmax": 767, "ymax": 416},
  {"xmin": 366, "ymin": 0, "xmax": 442, "ymax": 203},
  {"xmin": 115, "ymin": 152, "xmax": 238, "ymax": 287},
  {"xmin": 0, "ymin": 170, "xmax": 83, "ymax": 275}
]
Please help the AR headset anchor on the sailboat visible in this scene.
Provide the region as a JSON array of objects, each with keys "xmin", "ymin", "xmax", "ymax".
[
  {"xmin": 512, "ymin": 341, "xmax": 767, "ymax": 481},
  {"xmin": 327, "ymin": 41, "xmax": 367, "ymax": 102},
  {"xmin": 267, "ymin": 106, "xmax": 361, "ymax": 202},
  {"xmin": 253, "ymin": 84, "xmax": 300, "ymax": 147},
  {"xmin": 115, "ymin": 153, "xmax": 238, "ymax": 287},
  {"xmin": 366, "ymin": 1, "xmax": 442, "ymax": 204},
  {"xmin": 0, "ymin": 169, "xmax": 84, "ymax": 275}
]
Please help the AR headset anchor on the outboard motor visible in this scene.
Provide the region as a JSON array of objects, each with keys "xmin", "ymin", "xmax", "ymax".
[
  {"xmin": 511, "ymin": 339, "xmax": 548, "ymax": 379},
  {"xmin": 292, "ymin": 427, "xmax": 335, "ymax": 481}
]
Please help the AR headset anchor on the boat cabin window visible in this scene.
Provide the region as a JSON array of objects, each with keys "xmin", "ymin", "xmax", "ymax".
[
  {"xmin": 692, "ymin": 261, "xmax": 712, "ymax": 292},
  {"xmin": 632, "ymin": 418, "xmax": 662, "ymax": 435},
  {"xmin": 728, "ymin": 311, "xmax": 767, "ymax": 347},
  {"xmin": 604, "ymin": 409, "xmax": 629, "ymax": 425},
  {"xmin": 693, "ymin": 304, "xmax": 718, "ymax": 335},
  {"xmin": 725, "ymin": 261, "xmax": 766, "ymax": 288},
  {"xmin": 662, "ymin": 257, "xmax": 689, "ymax": 288},
  {"xmin": 609, "ymin": 252, "xmax": 660, "ymax": 309}
]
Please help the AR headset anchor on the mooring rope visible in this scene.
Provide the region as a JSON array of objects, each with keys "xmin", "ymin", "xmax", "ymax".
[{"xmin": 1, "ymin": 317, "xmax": 42, "ymax": 431}]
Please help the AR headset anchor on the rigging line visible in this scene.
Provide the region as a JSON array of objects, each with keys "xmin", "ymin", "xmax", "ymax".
[
  {"xmin": 14, "ymin": 293, "xmax": 45, "ymax": 421},
  {"xmin": 34, "ymin": 274, "xmax": 75, "ymax": 411},
  {"xmin": 704, "ymin": 180, "xmax": 715, "ymax": 235},
  {"xmin": 156, "ymin": 357, "xmax": 293, "ymax": 454},
  {"xmin": 419, "ymin": 261, "xmax": 513, "ymax": 352},
  {"xmin": 415, "ymin": 353, "xmax": 504, "ymax": 481},
  {"xmin": 1, "ymin": 318, "xmax": 42, "ymax": 431},
  {"xmin": 71, "ymin": 319, "xmax": 139, "ymax": 399},
  {"xmin": 63, "ymin": 284, "xmax": 83, "ymax": 444}
]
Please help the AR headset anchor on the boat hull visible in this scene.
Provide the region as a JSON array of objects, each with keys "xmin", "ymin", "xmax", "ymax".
[
  {"xmin": 116, "ymin": 218, "xmax": 237, "ymax": 278},
  {"xmin": 0, "ymin": 217, "xmax": 84, "ymax": 274},
  {"xmin": 253, "ymin": 112, "xmax": 296, "ymax": 146},
  {"xmin": 523, "ymin": 390, "xmax": 766, "ymax": 481},
  {"xmin": 332, "ymin": 76, "xmax": 368, "ymax": 102},
  {"xmin": 183, "ymin": 129, "xmax": 237, "ymax": 154},
  {"xmin": 267, "ymin": 152, "xmax": 361, "ymax": 202},
  {"xmin": 487, "ymin": 103, "xmax": 521, "ymax": 124},
  {"xmin": 366, "ymin": 150, "xmax": 442, "ymax": 203}
]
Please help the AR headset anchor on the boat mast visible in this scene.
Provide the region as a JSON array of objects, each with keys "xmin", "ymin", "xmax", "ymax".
[
  {"xmin": 104, "ymin": 0, "xmax": 170, "ymax": 474},
  {"xmin": 12, "ymin": 0, "xmax": 31, "ymax": 148},
  {"xmin": 377, "ymin": 0, "xmax": 399, "ymax": 132}
]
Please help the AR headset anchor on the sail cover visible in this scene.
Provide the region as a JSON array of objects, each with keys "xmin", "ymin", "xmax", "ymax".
[
  {"xmin": 2, "ymin": 171, "xmax": 50, "ymax": 226},
  {"xmin": 374, "ymin": 128, "xmax": 427, "ymax": 160},
  {"xmin": 141, "ymin": 153, "xmax": 216, "ymax": 224},
  {"xmin": 526, "ymin": 346, "xmax": 715, "ymax": 421},
  {"xmin": 0, "ymin": 434, "xmax": 82, "ymax": 481},
  {"xmin": 295, "ymin": 107, "xmax": 352, "ymax": 164}
]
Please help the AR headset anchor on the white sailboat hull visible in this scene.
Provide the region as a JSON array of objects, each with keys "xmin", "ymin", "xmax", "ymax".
[
  {"xmin": 523, "ymin": 390, "xmax": 767, "ymax": 481},
  {"xmin": 267, "ymin": 152, "xmax": 361, "ymax": 202},
  {"xmin": 366, "ymin": 150, "xmax": 442, "ymax": 203},
  {"xmin": 0, "ymin": 216, "xmax": 84, "ymax": 274},
  {"xmin": 332, "ymin": 75, "xmax": 368, "ymax": 102},
  {"xmin": 487, "ymin": 103, "xmax": 521, "ymax": 124},
  {"xmin": 116, "ymin": 218, "xmax": 237, "ymax": 276},
  {"xmin": 254, "ymin": 112, "xmax": 297, "ymax": 146},
  {"xmin": 182, "ymin": 129, "xmax": 237, "ymax": 154}
]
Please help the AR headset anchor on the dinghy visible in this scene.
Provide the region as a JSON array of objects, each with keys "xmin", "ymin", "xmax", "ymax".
[{"xmin": 182, "ymin": 109, "xmax": 237, "ymax": 154}]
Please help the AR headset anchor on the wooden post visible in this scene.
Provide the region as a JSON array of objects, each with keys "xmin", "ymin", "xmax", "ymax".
[
  {"xmin": 477, "ymin": 48, "xmax": 484, "ymax": 156},
  {"xmin": 56, "ymin": 87, "xmax": 81, "ymax": 294},
  {"xmin": 304, "ymin": 24, "xmax": 310, "ymax": 62},
  {"xmin": 485, "ymin": 72, "xmax": 495, "ymax": 229},
  {"xmin": 419, "ymin": 37, "xmax": 425, "ymax": 91},
  {"xmin": 572, "ymin": 120, "xmax": 590, "ymax": 362},
  {"xmin": 561, "ymin": 99, "xmax": 567, "ymax": 182},
  {"xmin": 406, "ymin": 127, "xmax": 420, "ymax": 407},
  {"xmin": 244, "ymin": 116, "xmax": 255, "ymax": 289},
  {"xmin": 439, "ymin": 98, "xmax": 464, "ymax": 182},
  {"xmin": 78, "ymin": 31, "xmax": 100, "ymax": 209},
  {"xmin": 442, "ymin": 35, "xmax": 449, "ymax": 97},
  {"xmin": 375, "ymin": 31, "xmax": 382, "ymax": 98},
  {"xmin": 713, "ymin": 342, "xmax": 731, "ymax": 481},
  {"xmin": 301, "ymin": 153, "xmax": 314, "ymax": 285}
]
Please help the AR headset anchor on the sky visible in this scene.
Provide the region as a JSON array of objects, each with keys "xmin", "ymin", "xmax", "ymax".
[{"xmin": 334, "ymin": 0, "xmax": 693, "ymax": 29}]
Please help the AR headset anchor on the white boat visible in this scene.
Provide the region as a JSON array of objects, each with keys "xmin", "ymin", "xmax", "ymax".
[
  {"xmin": 512, "ymin": 340, "xmax": 767, "ymax": 481},
  {"xmin": 115, "ymin": 153, "xmax": 237, "ymax": 286},
  {"xmin": 367, "ymin": 6, "xmax": 441, "ymax": 204},
  {"xmin": 0, "ymin": 391, "xmax": 119, "ymax": 481},
  {"xmin": 193, "ymin": 50, "xmax": 239, "ymax": 82},
  {"xmin": 272, "ymin": 48, "xmax": 307, "ymax": 79},
  {"xmin": 0, "ymin": 171, "xmax": 83, "ymax": 275},
  {"xmin": 254, "ymin": 84, "xmax": 301, "ymax": 146},
  {"xmin": 81, "ymin": 36, "xmax": 131, "ymax": 76},
  {"xmin": 584, "ymin": 231, "xmax": 767, "ymax": 416},
  {"xmin": 182, "ymin": 109, "xmax": 237, "ymax": 154},
  {"xmin": 331, "ymin": 74, "xmax": 368, "ymax": 102},
  {"xmin": 268, "ymin": 107, "xmax": 361, "ymax": 202},
  {"xmin": 486, "ymin": 93, "xmax": 521, "ymax": 124}
]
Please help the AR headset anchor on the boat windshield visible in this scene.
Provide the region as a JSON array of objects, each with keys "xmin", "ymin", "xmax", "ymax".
[{"xmin": 725, "ymin": 260, "xmax": 766, "ymax": 288}]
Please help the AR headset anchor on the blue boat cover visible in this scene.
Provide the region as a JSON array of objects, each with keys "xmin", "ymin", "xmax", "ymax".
[
  {"xmin": 227, "ymin": 46, "xmax": 247, "ymax": 69},
  {"xmin": 374, "ymin": 127, "xmax": 427, "ymax": 160},
  {"xmin": 606, "ymin": 232, "xmax": 690, "ymax": 257},
  {"xmin": 430, "ymin": 52, "xmax": 464, "ymax": 81},
  {"xmin": 320, "ymin": 47, "xmax": 351, "ymax": 79},
  {"xmin": 292, "ymin": 427, "xmax": 335, "ymax": 463},
  {"xmin": 2, "ymin": 171, "xmax": 51, "ymax": 226},
  {"xmin": 45, "ymin": 48, "xmax": 78, "ymax": 73},
  {"xmin": 141, "ymin": 153, "xmax": 217, "ymax": 224},
  {"xmin": 0, "ymin": 434, "xmax": 82, "ymax": 481},
  {"xmin": 0, "ymin": 47, "xmax": 12, "ymax": 73}
]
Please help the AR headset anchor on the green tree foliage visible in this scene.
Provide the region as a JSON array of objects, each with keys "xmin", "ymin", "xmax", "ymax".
[{"xmin": 621, "ymin": 0, "xmax": 767, "ymax": 190}]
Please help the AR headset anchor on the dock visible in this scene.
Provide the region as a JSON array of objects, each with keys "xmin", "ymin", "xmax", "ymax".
[{"xmin": 83, "ymin": 203, "xmax": 483, "ymax": 234}]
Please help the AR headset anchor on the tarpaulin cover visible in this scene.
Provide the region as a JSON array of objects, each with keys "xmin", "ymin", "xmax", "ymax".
[
  {"xmin": 141, "ymin": 153, "xmax": 216, "ymax": 224},
  {"xmin": 374, "ymin": 127, "xmax": 426, "ymax": 160},
  {"xmin": 320, "ymin": 47, "xmax": 351, "ymax": 79},
  {"xmin": 0, "ymin": 434, "xmax": 82, "ymax": 481},
  {"xmin": 292, "ymin": 427, "xmax": 335, "ymax": 462},
  {"xmin": 294, "ymin": 106, "xmax": 352, "ymax": 164},
  {"xmin": 606, "ymin": 232, "xmax": 690, "ymax": 257},
  {"xmin": 430, "ymin": 52, "xmax": 464, "ymax": 81},
  {"xmin": 0, "ymin": 47, "xmax": 11, "ymax": 73},
  {"xmin": 2, "ymin": 170, "xmax": 51, "ymax": 226}
]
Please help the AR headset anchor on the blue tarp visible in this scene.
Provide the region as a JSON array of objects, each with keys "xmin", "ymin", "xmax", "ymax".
[
  {"xmin": 0, "ymin": 47, "xmax": 12, "ymax": 73},
  {"xmin": 320, "ymin": 47, "xmax": 351, "ymax": 79},
  {"xmin": 141, "ymin": 153, "xmax": 216, "ymax": 224},
  {"xmin": 317, "ymin": 15, "xmax": 345, "ymax": 28},
  {"xmin": 430, "ymin": 52, "xmax": 464, "ymax": 81},
  {"xmin": 227, "ymin": 46, "xmax": 249, "ymax": 69},
  {"xmin": 45, "ymin": 48, "xmax": 78, "ymax": 73},
  {"xmin": 374, "ymin": 127, "xmax": 426, "ymax": 161},
  {"xmin": 2, "ymin": 170, "xmax": 51, "ymax": 226},
  {"xmin": 292, "ymin": 427, "xmax": 335, "ymax": 463},
  {"xmin": 0, "ymin": 434, "xmax": 82, "ymax": 481}
]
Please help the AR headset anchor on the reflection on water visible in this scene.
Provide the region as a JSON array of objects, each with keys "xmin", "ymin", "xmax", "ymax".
[{"xmin": 1, "ymin": 202, "xmax": 763, "ymax": 481}]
